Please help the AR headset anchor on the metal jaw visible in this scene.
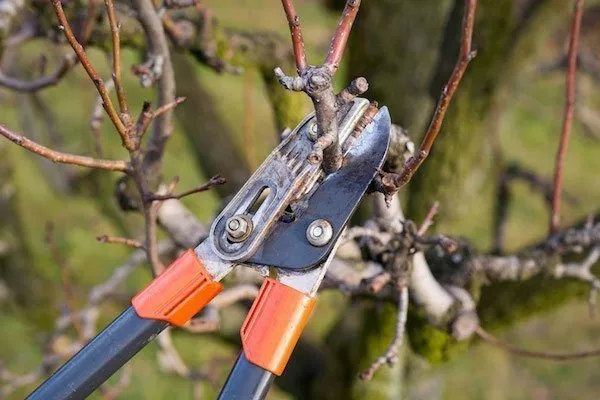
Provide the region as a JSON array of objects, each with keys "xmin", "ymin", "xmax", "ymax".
[
  {"xmin": 198, "ymin": 99, "xmax": 390, "ymax": 285},
  {"xmin": 209, "ymin": 99, "xmax": 370, "ymax": 263}
]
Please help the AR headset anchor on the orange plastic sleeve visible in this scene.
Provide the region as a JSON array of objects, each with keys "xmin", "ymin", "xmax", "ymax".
[
  {"xmin": 132, "ymin": 250, "xmax": 223, "ymax": 326},
  {"xmin": 241, "ymin": 278, "xmax": 316, "ymax": 375}
]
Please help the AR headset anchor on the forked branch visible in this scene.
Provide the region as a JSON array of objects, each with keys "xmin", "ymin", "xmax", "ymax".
[
  {"xmin": 50, "ymin": 0, "xmax": 134, "ymax": 150},
  {"xmin": 276, "ymin": 0, "xmax": 364, "ymax": 173}
]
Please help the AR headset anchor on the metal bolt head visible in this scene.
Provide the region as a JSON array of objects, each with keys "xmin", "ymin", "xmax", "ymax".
[
  {"xmin": 307, "ymin": 120, "xmax": 318, "ymax": 141},
  {"xmin": 226, "ymin": 215, "xmax": 252, "ymax": 242},
  {"xmin": 306, "ymin": 219, "xmax": 333, "ymax": 247}
]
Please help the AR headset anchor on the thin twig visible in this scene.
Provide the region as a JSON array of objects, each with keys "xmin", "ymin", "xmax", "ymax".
[
  {"xmin": 96, "ymin": 235, "xmax": 144, "ymax": 249},
  {"xmin": 475, "ymin": 325, "xmax": 600, "ymax": 360},
  {"xmin": 550, "ymin": 0, "xmax": 584, "ymax": 234},
  {"xmin": 50, "ymin": 0, "xmax": 134, "ymax": 150},
  {"xmin": 324, "ymin": 0, "xmax": 361, "ymax": 73},
  {"xmin": 0, "ymin": 123, "xmax": 130, "ymax": 172},
  {"xmin": 417, "ymin": 201, "xmax": 440, "ymax": 236},
  {"xmin": 280, "ymin": 0, "xmax": 308, "ymax": 73},
  {"xmin": 104, "ymin": 0, "xmax": 129, "ymax": 114},
  {"xmin": 146, "ymin": 175, "xmax": 226, "ymax": 201},
  {"xmin": 379, "ymin": 0, "xmax": 478, "ymax": 194},
  {"xmin": 359, "ymin": 285, "xmax": 409, "ymax": 381},
  {"xmin": 153, "ymin": 96, "xmax": 186, "ymax": 119}
]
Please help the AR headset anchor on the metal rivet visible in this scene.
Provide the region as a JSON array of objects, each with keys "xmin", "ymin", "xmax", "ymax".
[
  {"xmin": 226, "ymin": 215, "xmax": 253, "ymax": 242},
  {"xmin": 306, "ymin": 219, "xmax": 333, "ymax": 247},
  {"xmin": 307, "ymin": 120, "xmax": 318, "ymax": 141}
]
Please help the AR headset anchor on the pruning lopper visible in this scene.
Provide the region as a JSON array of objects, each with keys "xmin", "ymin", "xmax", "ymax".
[{"xmin": 28, "ymin": 98, "xmax": 391, "ymax": 400}]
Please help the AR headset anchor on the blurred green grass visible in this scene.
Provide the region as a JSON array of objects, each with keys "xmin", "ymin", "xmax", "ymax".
[{"xmin": 2, "ymin": 1, "xmax": 600, "ymax": 399}]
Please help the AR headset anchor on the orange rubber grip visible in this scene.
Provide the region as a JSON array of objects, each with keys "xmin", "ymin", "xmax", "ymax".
[
  {"xmin": 241, "ymin": 278, "xmax": 316, "ymax": 375},
  {"xmin": 132, "ymin": 250, "xmax": 223, "ymax": 326}
]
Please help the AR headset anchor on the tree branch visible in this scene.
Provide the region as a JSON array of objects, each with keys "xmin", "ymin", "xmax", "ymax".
[
  {"xmin": 0, "ymin": 55, "xmax": 76, "ymax": 92},
  {"xmin": 376, "ymin": 0, "xmax": 478, "ymax": 197},
  {"xmin": 50, "ymin": 0, "xmax": 134, "ymax": 150},
  {"xmin": 275, "ymin": 0, "xmax": 363, "ymax": 174},
  {"xmin": 280, "ymin": 0, "xmax": 307, "ymax": 73},
  {"xmin": 359, "ymin": 285, "xmax": 408, "ymax": 381},
  {"xmin": 550, "ymin": 0, "xmax": 584, "ymax": 234},
  {"xmin": 0, "ymin": 123, "xmax": 130, "ymax": 172},
  {"xmin": 324, "ymin": 0, "xmax": 361, "ymax": 73},
  {"xmin": 104, "ymin": 0, "xmax": 129, "ymax": 115}
]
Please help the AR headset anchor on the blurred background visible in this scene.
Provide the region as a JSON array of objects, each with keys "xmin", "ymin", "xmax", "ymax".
[{"xmin": 1, "ymin": 0, "xmax": 600, "ymax": 398}]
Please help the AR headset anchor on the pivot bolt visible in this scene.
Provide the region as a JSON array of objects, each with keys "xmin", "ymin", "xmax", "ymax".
[
  {"xmin": 306, "ymin": 219, "xmax": 333, "ymax": 247},
  {"xmin": 226, "ymin": 215, "xmax": 253, "ymax": 242},
  {"xmin": 307, "ymin": 120, "xmax": 318, "ymax": 141}
]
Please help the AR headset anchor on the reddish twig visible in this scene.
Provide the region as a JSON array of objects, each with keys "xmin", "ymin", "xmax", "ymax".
[
  {"xmin": 550, "ymin": 0, "xmax": 584, "ymax": 234},
  {"xmin": 50, "ymin": 0, "xmax": 134, "ymax": 150},
  {"xmin": 378, "ymin": 0, "xmax": 478, "ymax": 194},
  {"xmin": 0, "ymin": 123, "xmax": 129, "ymax": 172},
  {"xmin": 96, "ymin": 235, "xmax": 144, "ymax": 249},
  {"xmin": 146, "ymin": 175, "xmax": 226, "ymax": 201},
  {"xmin": 475, "ymin": 325, "xmax": 600, "ymax": 361},
  {"xmin": 324, "ymin": 0, "xmax": 361, "ymax": 73},
  {"xmin": 280, "ymin": 0, "xmax": 308, "ymax": 73}
]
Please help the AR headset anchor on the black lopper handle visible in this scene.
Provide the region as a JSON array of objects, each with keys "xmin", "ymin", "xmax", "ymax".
[
  {"xmin": 217, "ymin": 352, "xmax": 275, "ymax": 400},
  {"xmin": 28, "ymin": 307, "xmax": 167, "ymax": 400}
]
